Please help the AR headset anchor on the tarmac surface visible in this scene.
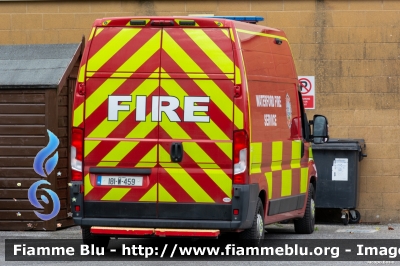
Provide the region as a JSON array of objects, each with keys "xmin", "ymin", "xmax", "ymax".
[{"xmin": 2, "ymin": 222, "xmax": 400, "ymax": 265}]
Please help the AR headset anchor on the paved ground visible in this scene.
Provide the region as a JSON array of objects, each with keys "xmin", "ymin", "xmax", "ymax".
[{"xmin": 2, "ymin": 222, "xmax": 400, "ymax": 265}]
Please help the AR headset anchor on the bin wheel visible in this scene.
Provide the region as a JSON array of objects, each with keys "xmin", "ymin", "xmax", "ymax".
[
  {"xmin": 342, "ymin": 213, "xmax": 349, "ymax": 225},
  {"xmin": 349, "ymin": 210, "xmax": 361, "ymax": 224}
]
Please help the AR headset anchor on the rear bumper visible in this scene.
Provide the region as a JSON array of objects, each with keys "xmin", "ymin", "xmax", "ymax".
[
  {"xmin": 71, "ymin": 183, "xmax": 260, "ymax": 231},
  {"xmin": 73, "ymin": 217, "xmax": 242, "ymax": 230}
]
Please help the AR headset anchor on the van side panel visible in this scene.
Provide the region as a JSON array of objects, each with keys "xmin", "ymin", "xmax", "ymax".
[{"xmin": 235, "ymin": 22, "xmax": 311, "ymax": 222}]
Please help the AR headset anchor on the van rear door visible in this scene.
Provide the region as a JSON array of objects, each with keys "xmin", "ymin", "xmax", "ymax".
[
  {"xmin": 157, "ymin": 27, "xmax": 235, "ymax": 220},
  {"xmin": 83, "ymin": 26, "xmax": 162, "ymax": 219}
]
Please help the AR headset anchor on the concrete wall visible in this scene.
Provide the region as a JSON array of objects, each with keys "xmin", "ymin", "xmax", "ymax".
[{"xmin": 1, "ymin": 0, "xmax": 399, "ymax": 223}]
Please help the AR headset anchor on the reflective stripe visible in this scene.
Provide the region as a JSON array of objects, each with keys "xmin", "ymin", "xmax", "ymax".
[
  {"xmin": 236, "ymin": 29, "xmax": 288, "ymax": 42},
  {"xmin": 84, "ymin": 174, "xmax": 93, "ymax": 196},
  {"xmin": 301, "ymin": 167, "xmax": 309, "ymax": 193},
  {"xmin": 135, "ymin": 146, "xmax": 157, "ymax": 167},
  {"xmin": 251, "ymin": 142, "xmax": 262, "ymax": 174},
  {"xmin": 101, "ymin": 188, "xmax": 130, "ymax": 201},
  {"xmin": 84, "ymin": 140, "xmax": 100, "ymax": 157},
  {"xmin": 281, "ymin": 170, "xmax": 292, "ymax": 197},
  {"xmin": 291, "ymin": 140, "xmax": 302, "ymax": 169},
  {"xmin": 271, "ymin": 141, "xmax": 283, "ymax": 171},
  {"xmin": 265, "ymin": 172, "xmax": 272, "ymax": 199}
]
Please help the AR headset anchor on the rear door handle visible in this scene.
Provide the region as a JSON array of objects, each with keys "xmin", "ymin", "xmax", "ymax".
[{"xmin": 170, "ymin": 142, "xmax": 183, "ymax": 162}]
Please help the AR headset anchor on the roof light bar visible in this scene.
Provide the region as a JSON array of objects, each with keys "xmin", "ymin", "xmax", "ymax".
[{"xmin": 201, "ymin": 16, "xmax": 264, "ymax": 23}]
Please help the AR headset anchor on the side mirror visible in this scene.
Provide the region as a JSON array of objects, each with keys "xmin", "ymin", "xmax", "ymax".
[{"xmin": 311, "ymin": 115, "xmax": 329, "ymax": 144}]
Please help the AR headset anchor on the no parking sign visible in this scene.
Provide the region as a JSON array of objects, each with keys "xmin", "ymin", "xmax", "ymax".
[{"xmin": 298, "ymin": 76, "xmax": 315, "ymax": 109}]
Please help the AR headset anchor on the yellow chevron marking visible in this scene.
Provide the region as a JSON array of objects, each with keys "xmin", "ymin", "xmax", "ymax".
[
  {"xmin": 161, "ymin": 166, "xmax": 214, "ymax": 203},
  {"xmin": 265, "ymin": 172, "xmax": 272, "ymax": 199},
  {"xmin": 159, "ymin": 124, "xmax": 232, "ymax": 198},
  {"xmin": 216, "ymin": 143, "xmax": 232, "ymax": 159},
  {"xmin": 85, "ymin": 78, "xmax": 127, "ymax": 119},
  {"xmin": 203, "ymin": 169, "xmax": 231, "ymax": 197},
  {"xmin": 193, "ymin": 79, "xmax": 233, "ymax": 120},
  {"xmin": 281, "ymin": 170, "xmax": 292, "ymax": 197},
  {"xmin": 73, "ymin": 103, "xmax": 84, "ymax": 127},
  {"xmin": 235, "ymin": 66, "xmax": 241, "ymax": 85},
  {"xmin": 88, "ymin": 28, "xmax": 95, "ymax": 41},
  {"xmin": 229, "ymin": 28, "xmax": 235, "ymax": 42},
  {"xmin": 87, "ymin": 79, "xmax": 158, "ymax": 138},
  {"xmin": 184, "ymin": 142, "xmax": 214, "ymax": 163},
  {"xmin": 135, "ymin": 162, "xmax": 157, "ymax": 168},
  {"xmin": 101, "ymin": 142, "xmax": 139, "ymax": 162},
  {"xmin": 162, "ymin": 35, "xmax": 242, "ymax": 128},
  {"xmin": 101, "ymin": 188, "xmax": 130, "ymax": 201},
  {"xmin": 183, "ymin": 28, "xmax": 234, "ymax": 74},
  {"xmin": 96, "ymin": 115, "xmax": 156, "ymax": 162},
  {"xmin": 137, "ymin": 145, "xmax": 157, "ymax": 164},
  {"xmin": 158, "ymin": 183, "xmax": 177, "ymax": 202},
  {"xmin": 84, "ymin": 174, "xmax": 93, "ymax": 196},
  {"xmin": 234, "ymin": 104, "xmax": 244, "ymax": 129},
  {"xmin": 236, "ymin": 29, "xmax": 288, "ymax": 42},
  {"xmin": 159, "ymin": 146, "xmax": 213, "ymax": 203},
  {"xmin": 221, "ymin": 28, "xmax": 229, "ymax": 38},
  {"xmin": 95, "ymin": 27, "xmax": 104, "ymax": 37},
  {"xmin": 117, "ymin": 30, "xmax": 161, "ymax": 73},
  {"xmin": 84, "ymin": 140, "xmax": 100, "ymax": 157},
  {"xmin": 87, "ymin": 28, "xmax": 141, "ymax": 71},
  {"xmin": 77, "ymin": 64, "xmax": 85, "ymax": 83},
  {"xmin": 301, "ymin": 167, "xmax": 309, "ymax": 194},
  {"xmin": 198, "ymin": 163, "xmax": 220, "ymax": 169},
  {"xmin": 163, "ymin": 31, "xmax": 203, "ymax": 73},
  {"xmin": 97, "ymin": 162, "xmax": 118, "ymax": 167},
  {"xmin": 139, "ymin": 184, "xmax": 157, "ymax": 202},
  {"xmin": 160, "ymin": 76, "xmax": 232, "ymax": 159}
]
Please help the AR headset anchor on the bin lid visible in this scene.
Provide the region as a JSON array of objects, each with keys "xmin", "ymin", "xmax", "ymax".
[{"xmin": 311, "ymin": 138, "xmax": 365, "ymax": 151}]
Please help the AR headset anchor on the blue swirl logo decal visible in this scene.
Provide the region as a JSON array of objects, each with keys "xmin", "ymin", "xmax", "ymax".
[{"xmin": 28, "ymin": 130, "xmax": 61, "ymax": 221}]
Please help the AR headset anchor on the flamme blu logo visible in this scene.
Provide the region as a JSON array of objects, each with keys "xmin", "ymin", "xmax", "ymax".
[{"xmin": 28, "ymin": 130, "xmax": 61, "ymax": 221}]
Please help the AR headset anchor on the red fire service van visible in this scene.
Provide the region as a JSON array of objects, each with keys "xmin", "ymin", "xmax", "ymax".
[{"xmin": 70, "ymin": 16, "xmax": 328, "ymax": 247}]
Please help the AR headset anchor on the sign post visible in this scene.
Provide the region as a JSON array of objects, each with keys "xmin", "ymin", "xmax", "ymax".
[{"xmin": 298, "ymin": 76, "xmax": 315, "ymax": 109}]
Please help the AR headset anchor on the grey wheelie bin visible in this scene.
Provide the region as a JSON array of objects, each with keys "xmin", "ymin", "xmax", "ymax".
[{"xmin": 311, "ymin": 139, "xmax": 367, "ymax": 225}]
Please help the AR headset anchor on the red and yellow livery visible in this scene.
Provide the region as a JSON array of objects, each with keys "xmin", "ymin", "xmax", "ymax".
[{"xmin": 70, "ymin": 16, "xmax": 328, "ymax": 245}]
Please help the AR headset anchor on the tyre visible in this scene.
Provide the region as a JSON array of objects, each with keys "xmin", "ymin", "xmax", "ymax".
[
  {"xmin": 349, "ymin": 210, "xmax": 360, "ymax": 224},
  {"xmin": 294, "ymin": 183, "xmax": 315, "ymax": 234},
  {"xmin": 82, "ymin": 227, "xmax": 110, "ymax": 249},
  {"xmin": 239, "ymin": 197, "xmax": 265, "ymax": 246}
]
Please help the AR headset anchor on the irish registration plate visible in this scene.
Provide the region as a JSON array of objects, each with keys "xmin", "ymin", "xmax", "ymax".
[{"xmin": 96, "ymin": 176, "xmax": 143, "ymax": 186}]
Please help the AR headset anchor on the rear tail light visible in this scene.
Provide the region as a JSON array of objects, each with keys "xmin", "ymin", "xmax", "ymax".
[
  {"xmin": 233, "ymin": 130, "xmax": 248, "ymax": 184},
  {"xmin": 75, "ymin": 205, "xmax": 81, "ymax": 212},
  {"xmin": 71, "ymin": 127, "xmax": 83, "ymax": 181}
]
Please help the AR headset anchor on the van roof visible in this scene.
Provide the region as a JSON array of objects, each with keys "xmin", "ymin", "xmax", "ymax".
[{"xmin": 92, "ymin": 16, "xmax": 269, "ymax": 28}]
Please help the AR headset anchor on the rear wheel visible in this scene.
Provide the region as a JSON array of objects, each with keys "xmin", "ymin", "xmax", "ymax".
[
  {"xmin": 239, "ymin": 197, "xmax": 265, "ymax": 246},
  {"xmin": 294, "ymin": 183, "xmax": 315, "ymax": 234},
  {"xmin": 82, "ymin": 227, "xmax": 110, "ymax": 249}
]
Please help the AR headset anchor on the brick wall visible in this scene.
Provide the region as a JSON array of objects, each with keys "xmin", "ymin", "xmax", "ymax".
[{"xmin": 1, "ymin": 0, "xmax": 399, "ymax": 223}]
